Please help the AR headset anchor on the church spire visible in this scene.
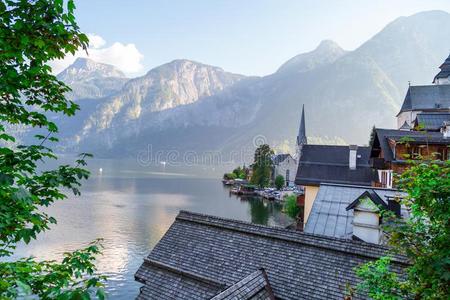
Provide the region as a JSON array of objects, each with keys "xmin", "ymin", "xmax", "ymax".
[
  {"xmin": 297, "ymin": 104, "xmax": 307, "ymax": 146},
  {"xmin": 295, "ymin": 104, "xmax": 307, "ymax": 161}
]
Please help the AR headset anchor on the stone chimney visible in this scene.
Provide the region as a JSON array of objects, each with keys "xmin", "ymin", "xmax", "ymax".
[{"xmin": 349, "ymin": 145, "xmax": 358, "ymax": 170}]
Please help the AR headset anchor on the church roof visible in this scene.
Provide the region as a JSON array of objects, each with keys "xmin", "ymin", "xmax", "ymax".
[
  {"xmin": 397, "ymin": 84, "xmax": 450, "ymax": 116},
  {"xmin": 433, "ymin": 53, "xmax": 450, "ymax": 83},
  {"xmin": 295, "ymin": 145, "xmax": 375, "ymax": 186},
  {"xmin": 135, "ymin": 211, "xmax": 407, "ymax": 300},
  {"xmin": 414, "ymin": 112, "xmax": 450, "ymax": 131}
]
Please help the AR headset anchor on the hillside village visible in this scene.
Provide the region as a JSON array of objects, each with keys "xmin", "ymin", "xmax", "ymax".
[{"xmin": 134, "ymin": 54, "xmax": 450, "ymax": 299}]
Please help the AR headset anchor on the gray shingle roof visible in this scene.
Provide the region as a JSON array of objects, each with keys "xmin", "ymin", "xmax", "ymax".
[
  {"xmin": 135, "ymin": 211, "xmax": 407, "ymax": 300},
  {"xmin": 397, "ymin": 85, "xmax": 450, "ymax": 115},
  {"xmin": 211, "ymin": 269, "xmax": 274, "ymax": 300},
  {"xmin": 433, "ymin": 54, "xmax": 450, "ymax": 83},
  {"xmin": 304, "ymin": 184, "xmax": 402, "ymax": 239},
  {"xmin": 295, "ymin": 145, "xmax": 376, "ymax": 186},
  {"xmin": 372, "ymin": 128, "xmax": 450, "ymax": 162},
  {"xmin": 414, "ymin": 112, "xmax": 450, "ymax": 131}
]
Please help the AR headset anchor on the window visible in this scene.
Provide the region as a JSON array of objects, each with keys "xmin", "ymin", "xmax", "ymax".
[{"xmin": 285, "ymin": 169, "xmax": 290, "ymax": 185}]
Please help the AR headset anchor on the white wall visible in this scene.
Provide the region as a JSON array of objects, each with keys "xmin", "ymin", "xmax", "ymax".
[
  {"xmin": 435, "ymin": 77, "xmax": 450, "ymax": 85},
  {"xmin": 397, "ymin": 111, "xmax": 419, "ymax": 129},
  {"xmin": 274, "ymin": 156, "xmax": 297, "ymax": 185}
]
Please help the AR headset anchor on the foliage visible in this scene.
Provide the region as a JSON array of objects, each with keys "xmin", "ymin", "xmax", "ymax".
[
  {"xmin": 274, "ymin": 175, "xmax": 284, "ymax": 190},
  {"xmin": 355, "ymin": 257, "xmax": 407, "ymax": 300},
  {"xmin": 0, "ymin": 0, "xmax": 105, "ymax": 298},
  {"xmin": 0, "ymin": 240, "xmax": 106, "ymax": 299},
  {"xmin": 250, "ymin": 144, "xmax": 274, "ymax": 188},
  {"xmin": 232, "ymin": 166, "xmax": 247, "ymax": 180},
  {"xmin": 224, "ymin": 166, "xmax": 248, "ymax": 181},
  {"xmin": 283, "ymin": 194, "xmax": 300, "ymax": 219},
  {"xmin": 355, "ymin": 161, "xmax": 450, "ymax": 299},
  {"xmin": 224, "ymin": 172, "xmax": 237, "ymax": 180}
]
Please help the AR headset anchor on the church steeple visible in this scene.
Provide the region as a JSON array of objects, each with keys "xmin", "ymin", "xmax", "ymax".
[
  {"xmin": 297, "ymin": 104, "xmax": 307, "ymax": 146},
  {"xmin": 296, "ymin": 104, "xmax": 307, "ymax": 160},
  {"xmin": 433, "ymin": 53, "xmax": 450, "ymax": 85}
]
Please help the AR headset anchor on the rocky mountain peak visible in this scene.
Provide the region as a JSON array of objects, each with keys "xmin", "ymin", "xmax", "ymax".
[
  {"xmin": 58, "ymin": 57, "xmax": 126, "ymax": 83},
  {"xmin": 277, "ymin": 39, "xmax": 347, "ymax": 74}
]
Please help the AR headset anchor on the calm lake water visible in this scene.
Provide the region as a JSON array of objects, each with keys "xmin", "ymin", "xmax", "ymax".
[{"xmin": 11, "ymin": 159, "xmax": 292, "ymax": 299}]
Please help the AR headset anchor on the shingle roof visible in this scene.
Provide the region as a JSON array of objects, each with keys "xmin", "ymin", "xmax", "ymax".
[
  {"xmin": 397, "ymin": 85, "xmax": 450, "ymax": 115},
  {"xmin": 433, "ymin": 54, "xmax": 450, "ymax": 83},
  {"xmin": 135, "ymin": 210, "xmax": 407, "ymax": 300},
  {"xmin": 211, "ymin": 269, "xmax": 274, "ymax": 300},
  {"xmin": 304, "ymin": 184, "xmax": 402, "ymax": 239},
  {"xmin": 372, "ymin": 128, "xmax": 450, "ymax": 162},
  {"xmin": 414, "ymin": 112, "xmax": 450, "ymax": 131},
  {"xmin": 295, "ymin": 145, "xmax": 376, "ymax": 186}
]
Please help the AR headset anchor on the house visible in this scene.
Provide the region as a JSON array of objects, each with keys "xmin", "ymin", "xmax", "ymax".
[
  {"xmin": 369, "ymin": 54, "xmax": 450, "ymax": 187},
  {"xmin": 370, "ymin": 128, "xmax": 450, "ymax": 188},
  {"xmin": 271, "ymin": 153, "xmax": 297, "ymax": 186},
  {"xmin": 304, "ymin": 183, "xmax": 406, "ymax": 244},
  {"xmin": 293, "ymin": 105, "xmax": 376, "ymax": 224},
  {"xmin": 135, "ymin": 211, "xmax": 407, "ymax": 300},
  {"xmin": 295, "ymin": 144, "xmax": 376, "ymax": 224},
  {"xmin": 396, "ymin": 54, "xmax": 450, "ymax": 129}
]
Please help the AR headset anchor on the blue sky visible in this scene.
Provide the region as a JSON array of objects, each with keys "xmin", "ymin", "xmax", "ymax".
[{"xmin": 63, "ymin": 0, "xmax": 450, "ymax": 77}]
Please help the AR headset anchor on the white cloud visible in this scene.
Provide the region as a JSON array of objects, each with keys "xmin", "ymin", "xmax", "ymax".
[
  {"xmin": 88, "ymin": 34, "xmax": 106, "ymax": 49},
  {"xmin": 50, "ymin": 33, "xmax": 144, "ymax": 76}
]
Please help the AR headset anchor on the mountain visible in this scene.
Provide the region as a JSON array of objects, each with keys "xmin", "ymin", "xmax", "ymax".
[
  {"xmin": 54, "ymin": 11, "xmax": 450, "ymax": 160},
  {"xmin": 277, "ymin": 40, "xmax": 347, "ymax": 74},
  {"xmin": 57, "ymin": 57, "xmax": 128, "ymax": 99},
  {"xmin": 61, "ymin": 59, "xmax": 246, "ymax": 149}
]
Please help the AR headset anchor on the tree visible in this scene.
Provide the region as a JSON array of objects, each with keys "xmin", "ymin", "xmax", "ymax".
[
  {"xmin": 274, "ymin": 175, "xmax": 284, "ymax": 190},
  {"xmin": 250, "ymin": 144, "xmax": 274, "ymax": 188},
  {"xmin": 0, "ymin": 0, "xmax": 105, "ymax": 298},
  {"xmin": 355, "ymin": 160, "xmax": 450, "ymax": 299},
  {"xmin": 232, "ymin": 166, "xmax": 246, "ymax": 179},
  {"xmin": 283, "ymin": 194, "xmax": 301, "ymax": 219}
]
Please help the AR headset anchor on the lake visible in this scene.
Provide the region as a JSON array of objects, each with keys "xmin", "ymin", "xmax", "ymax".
[{"xmin": 11, "ymin": 159, "xmax": 292, "ymax": 299}]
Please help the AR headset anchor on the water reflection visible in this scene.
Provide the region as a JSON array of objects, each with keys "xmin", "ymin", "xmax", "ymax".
[{"xmin": 9, "ymin": 161, "xmax": 292, "ymax": 299}]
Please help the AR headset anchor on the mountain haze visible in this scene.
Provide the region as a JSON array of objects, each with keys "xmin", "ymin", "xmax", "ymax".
[{"xmin": 44, "ymin": 10, "xmax": 450, "ymax": 161}]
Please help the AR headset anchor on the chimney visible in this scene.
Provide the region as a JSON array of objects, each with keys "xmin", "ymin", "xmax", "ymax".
[
  {"xmin": 387, "ymin": 197, "xmax": 401, "ymax": 217},
  {"xmin": 349, "ymin": 145, "xmax": 358, "ymax": 170},
  {"xmin": 442, "ymin": 121, "xmax": 450, "ymax": 139}
]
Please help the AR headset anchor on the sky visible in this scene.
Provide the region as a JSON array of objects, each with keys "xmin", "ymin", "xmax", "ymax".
[{"xmin": 54, "ymin": 0, "xmax": 450, "ymax": 77}]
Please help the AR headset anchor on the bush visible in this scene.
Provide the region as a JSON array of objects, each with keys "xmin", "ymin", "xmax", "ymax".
[{"xmin": 283, "ymin": 195, "xmax": 301, "ymax": 219}]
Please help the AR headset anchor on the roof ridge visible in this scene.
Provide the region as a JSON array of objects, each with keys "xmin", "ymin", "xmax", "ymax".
[
  {"xmin": 143, "ymin": 258, "xmax": 226, "ymax": 289},
  {"xmin": 300, "ymin": 161, "xmax": 370, "ymax": 167},
  {"xmin": 320, "ymin": 182, "xmax": 399, "ymax": 191},
  {"xmin": 176, "ymin": 211, "xmax": 408, "ymax": 264},
  {"xmin": 305, "ymin": 144, "xmax": 370, "ymax": 149}
]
